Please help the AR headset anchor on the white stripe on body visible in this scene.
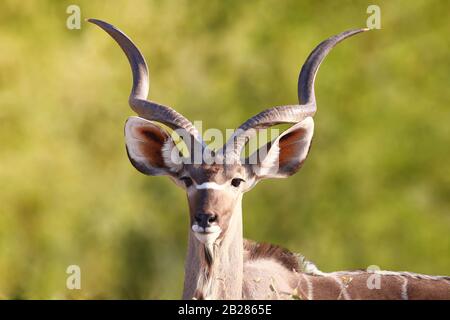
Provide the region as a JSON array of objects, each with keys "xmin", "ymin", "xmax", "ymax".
[
  {"xmin": 399, "ymin": 276, "xmax": 409, "ymax": 300},
  {"xmin": 333, "ymin": 275, "xmax": 351, "ymax": 300},
  {"xmin": 301, "ymin": 274, "xmax": 313, "ymax": 300}
]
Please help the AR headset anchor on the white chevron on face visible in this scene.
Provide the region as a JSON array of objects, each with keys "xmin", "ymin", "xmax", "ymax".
[{"xmin": 195, "ymin": 182, "xmax": 227, "ymax": 190}]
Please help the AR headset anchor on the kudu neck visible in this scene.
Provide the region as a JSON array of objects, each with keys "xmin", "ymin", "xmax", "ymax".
[{"xmin": 182, "ymin": 197, "xmax": 244, "ymax": 299}]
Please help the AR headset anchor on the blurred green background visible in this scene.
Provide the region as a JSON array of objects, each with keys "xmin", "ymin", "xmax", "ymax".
[{"xmin": 0, "ymin": 0, "xmax": 449, "ymax": 299}]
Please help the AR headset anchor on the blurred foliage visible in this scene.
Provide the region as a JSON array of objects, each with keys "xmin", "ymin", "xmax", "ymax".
[{"xmin": 0, "ymin": 0, "xmax": 449, "ymax": 299}]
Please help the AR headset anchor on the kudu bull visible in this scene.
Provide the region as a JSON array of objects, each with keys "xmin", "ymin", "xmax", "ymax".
[{"xmin": 89, "ymin": 19, "xmax": 450, "ymax": 300}]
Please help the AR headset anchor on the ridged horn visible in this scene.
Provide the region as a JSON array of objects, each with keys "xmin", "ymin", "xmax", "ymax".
[{"xmin": 222, "ymin": 28, "xmax": 369, "ymax": 161}]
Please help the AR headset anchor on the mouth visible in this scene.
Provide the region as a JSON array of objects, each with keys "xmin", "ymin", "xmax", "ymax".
[{"xmin": 191, "ymin": 224, "xmax": 222, "ymax": 244}]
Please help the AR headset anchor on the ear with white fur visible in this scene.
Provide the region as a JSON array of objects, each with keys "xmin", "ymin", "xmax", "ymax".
[
  {"xmin": 249, "ymin": 117, "xmax": 314, "ymax": 179},
  {"xmin": 124, "ymin": 116, "xmax": 183, "ymax": 176}
]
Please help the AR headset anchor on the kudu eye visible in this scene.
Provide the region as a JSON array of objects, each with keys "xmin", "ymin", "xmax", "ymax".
[
  {"xmin": 180, "ymin": 177, "xmax": 193, "ymax": 188},
  {"xmin": 231, "ymin": 178, "xmax": 245, "ymax": 188}
]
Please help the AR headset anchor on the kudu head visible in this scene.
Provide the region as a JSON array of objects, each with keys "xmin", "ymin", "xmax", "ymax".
[{"xmin": 89, "ymin": 19, "xmax": 367, "ymax": 250}]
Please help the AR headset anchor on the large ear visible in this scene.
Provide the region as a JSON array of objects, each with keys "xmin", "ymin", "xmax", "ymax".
[
  {"xmin": 249, "ymin": 117, "xmax": 314, "ymax": 179},
  {"xmin": 124, "ymin": 116, "xmax": 183, "ymax": 176}
]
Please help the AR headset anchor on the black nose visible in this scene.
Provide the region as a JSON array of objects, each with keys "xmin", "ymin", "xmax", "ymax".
[{"xmin": 195, "ymin": 213, "xmax": 218, "ymax": 228}]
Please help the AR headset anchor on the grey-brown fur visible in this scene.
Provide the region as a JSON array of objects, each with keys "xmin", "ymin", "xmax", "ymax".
[{"xmin": 244, "ymin": 240, "xmax": 301, "ymax": 272}]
